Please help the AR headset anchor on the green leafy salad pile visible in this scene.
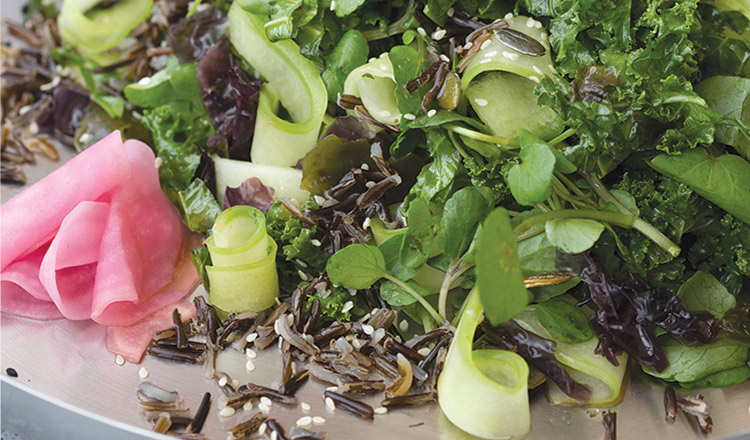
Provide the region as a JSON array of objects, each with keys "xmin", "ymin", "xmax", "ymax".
[{"xmin": 39, "ymin": 0, "xmax": 750, "ymax": 437}]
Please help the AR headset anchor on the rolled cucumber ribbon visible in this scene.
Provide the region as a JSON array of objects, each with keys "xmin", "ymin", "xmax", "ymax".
[
  {"xmin": 205, "ymin": 206, "xmax": 279, "ymax": 313},
  {"xmin": 437, "ymin": 288, "xmax": 530, "ymax": 439},
  {"xmin": 228, "ymin": 2, "xmax": 327, "ymax": 167},
  {"xmin": 343, "ymin": 56, "xmax": 402, "ymax": 126},
  {"xmin": 514, "ymin": 308, "xmax": 628, "ymax": 407},
  {"xmin": 58, "ymin": 0, "xmax": 153, "ymax": 57}
]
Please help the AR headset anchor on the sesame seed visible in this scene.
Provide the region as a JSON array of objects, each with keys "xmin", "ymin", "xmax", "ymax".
[
  {"xmin": 432, "ymin": 29, "xmax": 447, "ymax": 40},
  {"xmin": 259, "ymin": 403, "xmax": 271, "ymax": 414},
  {"xmin": 417, "ymin": 347, "xmax": 431, "ymax": 357},
  {"xmin": 297, "ymin": 416, "xmax": 312, "ymax": 428},
  {"xmin": 259, "ymin": 422, "xmax": 267, "ymax": 435},
  {"xmin": 301, "ymin": 402, "xmax": 311, "ymax": 413},
  {"xmin": 533, "ymin": 66, "xmax": 544, "ymax": 75},
  {"xmin": 464, "ymin": 41, "xmax": 474, "ymax": 50},
  {"xmin": 298, "ymin": 269, "xmax": 310, "ymax": 281},
  {"xmin": 271, "ymin": 431, "xmax": 278, "ymax": 440},
  {"xmin": 219, "ymin": 376, "xmax": 228, "ymax": 387},
  {"xmin": 535, "ymin": 21, "xmax": 542, "ymax": 29},
  {"xmin": 313, "ymin": 416, "xmax": 326, "ymax": 425},
  {"xmin": 379, "ymin": 52, "xmax": 388, "ymax": 58},
  {"xmin": 360, "ymin": 163, "xmax": 370, "ymax": 171},
  {"xmin": 347, "ymin": 288, "xmax": 358, "ymax": 296},
  {"xmin": 28, "ymin": 121, "xmax": 39, "ymax": 135},
  {"xmin": 138, "ymin": 76, "xmax": 151, "ymax": 86},
  {"xmin": 232, "ymin": 379, "xmax": 240, "ymax": 388},
  {"xmin": 374, "ymin": 407, "xmax": 388, "ymax": 415},
  {"xmin": 115, "ymin": 355, "xmax": 125, "ymax": 366},
  {"xmin": 138, "ymin": 367, "xmax": 149, "ymax": 379},
  {"xmin": 504, "ymin": 12, "xmax": 514, "ymax": 19},
  {"xmin": 326, "ymin": 386, "xmax": 338, "ymax": 392},
  {"xmin": 399, "ymin": 319, "xmax": 409, "ymax": 331},
  {"xmin": 403, "ymin": 113, "xmax": 416, "ymax": 120},
  {"xmin": 479, "ymin": 58, "xmax": 492, "ymax": 64},
  {"xmin": 447, "ymin": 7, "xmax": 454, "ymax": 17},
  {"xmin": 314, "ymin": 195, "xmax": 326, "ymax": 205},
  {"xmin": 311, "ymin": 239, "xmax": 322, "ymax": 247},
  {"xmin": 18, "ymin": 105, "xmax": 32, "ymax": 115},
  {"xmin": 362, "ymin": 324, "xmax": 375, "ymax": 335},
  {"xmin": 246, "ymin": 360, "xmax": 256, "ymax": 372},
  {"xmin": 439, "ymin": 54, "xmax": 451, "ymax": 63},
  {"xmin": 474, "ymin": 98, "xmax": 488, "ymax": 107},
  {"xmin": 379, "ymin": 110, "xmax": 391, "ymax": 118},
  {"xmin": 541, "ymin": 32, "xmax": 548, "ymax": 41},
  {"xmin": 362, "ymin": 217, "xmax": 371, "ymax": 230},
  {"xmin": 154, "ymin": 157, "xmax": 163, "ymax": 169},
  {"xmin": 529, "ymin": 76, "xmax": 540, "ymax": 83},
  {"xmin": 466, "ymin": 309, "xmax": 477, "ymax": 318},
  {"xmin": 508, "ymin": 52, "xmax": 520, "ymax": 61},
  {"xmin": 427, "ymin": 109, "xmax": 437, "ymax": 117},
  {"xmin": 246, "ymin": 333, "xmax": 258, "ymax": 343},
  {"xmin": 480, "ymin": 39, "xmax": 492, "ymax": 50},
  {"xmin": 325, "ymin": 397, "xmax": 336, "ymax": 412},
  {"xmin": 417, "ymin": 27, "xmax": 427, "ymax": 37},
  {"xmin": 484, "ymin": 50, "xmax": 498, "ymax": 58},
  {"xmin": 330, "ymin": 0, "xmax": 335, "ymax": 11},
  {"xmin": 79, "ymin": 132, "xmax": 94, "ymax": 144},
  {"xmin": 342, "ymin": 301, "xmax": 354, "ymax": 313},
  {"xmin": 243, "ymin": 402, "xmax": 253, "ymax": 412},
  {"xmin": 220, "ymin": 406, "xmax": 236, "ymax": 418},
  {"xmin": 369, "ymin": 57, "xmax": 376, "ymax": 63},
  {"xmin": 295, "ymin": 259, "xmax": 308, "ymax": 268},
  {"xmin": 380, "ymin": 64, "xmax": 390, "ymax": 71},
  {"xmin": 245, "ymin": 348, "xmax": 257, "ymax": 359},
  {"xmin": 261, "ymin": 397, "xmax": 273, "ymax": 406},
  {"xmin": 527, "ymin": 17, "xmax": 535, "ymax": 28}
]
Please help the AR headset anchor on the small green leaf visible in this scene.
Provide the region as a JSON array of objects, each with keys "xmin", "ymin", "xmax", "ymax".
[
  {"xmin": 190, "ymin": 247, "xmax": 212, "ymax": 293},
  {"xmin": 389, "ymin": 45, "xmax": 429, "ymax": 114},
  {"xmin": 545, "ymin": 218, "xmax": 605, "ymax": 254},
  {"xmin": 645, "ymin": 337, "xmax": 750, "ymax": 384},
  {"xmin": 400, "ymin": 198, "xmax": 435, "ymax": 269},
  {"xmin": 177, "ymin": 179, "xmax": 222, "ymax": 234},
  {"xmin": 379, "ymin": 235, "xmax": 420, "ymax": 281},
  {"xmin": 380, "ymin": 279, "xmax": 431, "ymax": 306},
  {"xmin": 520, "ymin": 130, "xmax": 576, "ymax": 174},
  {"xmin": 677, "ymin": 271, "xmax": 736, "ymax": 318},
  {"xmin": 507, "ymin": 142, "xmax": 556, "ymax": 206},
  {"xmin": 476, "ymin": 208, "xmax": 529, "ymax": 325},
  {"xmin": 610, "ymin": 189, "xmax": 640, "ymax": 215},
  {"xmin": 535, "ymin": 299, "xmax": 593, "ymax": 344},
  {"xmin": 321, "ymin": 30, "xmax": 369, "ymax": 102},
  {"xmin": 326, "ymin": 244, "xmax": 387, "ymax": 289},
  {"xmin": 531, "ymin": 278, "xmax": 581, "ymax": 303},
  {"xmin": 438, "ymin": 186, "xmax": 494, "ymax": 260}
]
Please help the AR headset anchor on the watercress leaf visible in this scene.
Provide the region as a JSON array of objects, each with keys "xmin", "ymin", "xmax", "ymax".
[
  {"xmin": 380, "ymin": 279, "xmax": 431, "ymax": 307},
  {"xmin": 520, "ymin": 129, "xmax": 576, "ymax": 174},
  {"xmin": 389, "ymin": 45, "xmax": 430, "ymax": 115},
  {"xmin": 335, "ymin": 0, "xmax": 366, "ymax": 17},
  {"xmin": 438, "ymin": 186, "xmax": 494, "ymax": 260},
  {"xmin": 400, "ymin": 198, "xmax": 435, "ymax": 269},
  {"xmin": 177, "ymin": 179, "xmax": 222, "ymax": 233},
  {"xmin": 545, "ymin": 218, "xmax": 605, "ymax": 254},
  {"xmin": 423, "ymin": 0, "xmax": 455, "ymax": 25},
  {"xmin": 321, "ymin": 30, "xmax": 369, "ymax": 102},
  {"xmin": 649, "ymin": 148, "xmax": 750, "ymax": 224},
  {"xmin": 517, "ymin": 233, "xmax": 558, "ymax": 275},
  {"xmin": 644, "ymin": 337, "xmax": 750, "ymax": 384},
  {"xmin": 531, "ymin": 277, "xmax": 581, "ymax": 303},
  {"xmin": 535, "ymin": 299, "xmax": 593, "ymax": 344},
  {"xmin": 124, "ymin": 56, "xmax": 201, "ymax": 107},
  {"xmin": 379, "ymin": 235, "xmax": 420, "ymax": 281},
  {"xmin": 404, "ymin": 130, "xmax": 462, "ymax": 205},
  {"xmin": 326, "ymin": 244, "xmax": 386, "ymax": 289},
  {"xmin": 507, "ymin": 142, "xmax": 556, "ymax": 206},
  {"xmin": 476, "ymin": 208, "xmax": 530, "ymax": 325},
  {"xmin": 680, "ymin": 365, "xmax": 750, "ymax": 389},
  {"xmin": 695, "ymin": 75, "xmax": 750, "ymax": 161},
  {"xmin": 676, "ymin": 271, "xmax": 736, "ymax": 318}
]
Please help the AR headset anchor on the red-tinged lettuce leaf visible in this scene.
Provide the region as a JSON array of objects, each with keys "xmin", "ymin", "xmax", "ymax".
[
  {"xmin": 197, "ymin": 39, "xmax": 261, "ymax": 161},
  {"xmin": 167, "ymin": 5, "xmax": 228, "ymax": 63},
  {"xmin": 36, "ymin": 85, "xmax": 90, "ymax": 140},
  {"xmin": 223, "ymin": 177, "xmax": 275, "ymax": 213},
  {"xmin": 322, "ymin": 116, "xmax": 373, "ymax": 142}
]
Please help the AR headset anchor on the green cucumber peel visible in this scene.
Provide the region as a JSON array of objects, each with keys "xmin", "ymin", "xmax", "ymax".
[
  {"xmin": 343, "ymin": 56, "xmax": 401, "ymax": 126},
  {"xmin": 206, "ymin": 206, "xmax": 279, "ymax": 313},
  {"xmin": 228, "ymin": 2, "xmax": 326, "ymax": 166},
  {"xmin": 437, "ymin": 288, "xmax": 530, "ymax": 439}
]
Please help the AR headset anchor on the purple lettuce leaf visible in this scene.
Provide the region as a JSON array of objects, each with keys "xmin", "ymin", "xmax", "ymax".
[{"xmin": 224, "ymin": 177, "xmax": 275, "ymax": 213}]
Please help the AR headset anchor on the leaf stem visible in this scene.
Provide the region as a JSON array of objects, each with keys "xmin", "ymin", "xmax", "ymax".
[
  {"xmin": 444, "ymin": 124, "xmax": 512, "ymax": 146},
  {"xmin": 548, "ymin": 128, "xmax": 576, "ymax": 146},
  {"xmin": 438, "ymin": 257, "xmax": 472, "ymax": 318},
  {"xmin": 383, "ymin": 273, "xmax": 445, "ymax": 324}
]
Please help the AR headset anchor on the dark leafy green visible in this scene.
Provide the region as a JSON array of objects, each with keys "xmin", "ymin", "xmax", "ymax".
[
  {"xmin": 326, "ymin": 243, "xmax": 387, "ymax": 289},
  {"xmin": 535, "ymin": 299, "xmax": 593, "ymax": 344},
  {"xmin": 644, "ymin": 337, "xmax": 750, "ymax": 385},
  {"xmin": 676, "ymin": 271, "xmax": 736, "ymax": 318},
  {"xmin": 177, "ymin": 179, "xmax": 222, "ymax": 233},
  {"xmin": 438, "ymin": 186, "xmax": 493, "ymax": 260},
  {"xmin": 321, "ymin": 30, "xmax": 369, "ymax": 102},
  {"xmin": 506, "ymin": 141, "xmax": 555, "ymax": 206},
  {"xmin": 400, "ymin": 198, "xmax": 435, "ymax": 269},
  {"xmin": 380, "ymin": 279, "xmax": 431, "ymax": 306}
]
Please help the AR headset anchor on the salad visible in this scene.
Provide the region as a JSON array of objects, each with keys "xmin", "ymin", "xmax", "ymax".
[{"xmin": 1, "ymin": 0, "xmax": 750, "ymax": 439}]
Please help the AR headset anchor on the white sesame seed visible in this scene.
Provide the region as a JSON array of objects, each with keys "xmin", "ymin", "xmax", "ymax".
[
  {"xmin": 508, "ymin": 52, "xmax": 520, "ymax": 61},
  {"xmin": 359, "ymin": 163, "xmax": 370, "ymax": 171},
  {"xmin": 399, "ymin": 319, "xmax": 409, "ymax": 331},
  {"xmin": 243, "ymin": 401, "xmax": 254, "ymax": 412},
  {"xmin": 365, "ymin": 181, "xmax": 376, "ymax": 189},
  {"xmin": 535, "ymin": 21, "xmax": 542, "ymax": 29},
  {"xmin": 246, "ymin": 333, "xmax": 258, "ymax": 343},
  {"xmin": 378, "ymin": 110, "xmax": 391, "ymax": 118},
  {"xmin": 298, "ymin": 269, "xmax": 310, "ymax": 281},
  {"xmin": 219, "ymin": 376, "xmax": 228, "ymax": 387},
  {"xmin": 313, "ymin": 416, "xmax": 326, "ymax": 425},
  {"xmin": 297, "ymin": 416, "xmax": 313, "ymax": 428},
  {"xmin": 18, "ymin": 105, "xmax": 32, "ymax": 115},
  {"xmin": 261, "ymin": 397, "xmax": 273, "ymax": 406},
  {"xmin": 154, "ymin": 157, "xmax": 163, "ymax": 169},
  {"xmin": 479, "ymin": 58, "xmax": 492, "ymax": 64},
  {"xmin": 342, "ymin": 301, "xmax": 354, "ymax": 313},
  {"xmin": 474, "ymin": 98, "xmax": 488, "ymax": 107},
  {"xmin": 417, "ymin": 347, "xmax": 431, "ymax": 357},
  {"xmin": 447, "ymin": 7, "xmax": 454, "ymax": 17},
  {"xmin": 295, "ymin": 259, "xmax": 308, "ymax": 268},
  {"xmin": 549, "ymin": 64, "xmax": 555, "ymax": 71},
  {"xmin": 326, "ymin": 386, "xmax": 338, "ymax": 392},
  {"xmin": 533, "ymin": 66, "xmax": 544, "ymax": 75},
  {"xmin": 484, "ymin": 50, "xmax": 498, "ymax": 58},
  {"xmin": 416, "ymin": 27, "xmax": 427, "ymax": 37},
  {"xmin": 362, "ymin": 217, "xmax": 371, "ymax": 230},
  {"xmin": 480, "ymin": 39, "xmax": 492, "ymax": 50},
  {"xmin": 271, "ymin": 431, "xmax": 278, "ymax": 440},
  {"xmin": 79, "ymin": 132, "xmax": 94, "ymax": 144},
  {"xmin": 138, "ymin": 367, "xmax": 149, "ymax": 379},
  {"xmin": 311, "ymin": 239, "xmax": 322, "ymax": 247},
  {"xmin": 432, "ymin": 29, "xmax": 447, "ymax": 40},
  {"xmin": 246, "ymin": 360, "xmax": 256, "ymax": 372},
  {"xmin": 379, "ymin": 52, "xmax": 388, "ymax": 58},
  {"xmin": 115, "ymin": 355, "xmax": 125, "ymax": 366},
  {"xmin": 380, "ymin": 63, "xmax": 390, "ymax": 71},
  {"xmin": 330, "ymin": 0, "xmax": 335, "ymax": 11},
  {"xmin": 138, "ymin": 76, "xmax": 151, "ymax": 86},
  {"xmin": 502, "ymin": 51, "xmax": 513, "ymax": 59},
  {"xmin": 529, "ymin": 76, "xmax": 540, "ymax": 83},
  {"xmin": 362, "ymin": 324, "xmax": 375, "ymax": 335},
  {"xmin": 369, "ymin": 57, "xmax": 376, "ymax": 63},
  {"xmin": 259, "ymin": 402, "xmax": 271, "ymax": 413},
  {"xmin": 371, "ymin": 328, "xmax": 386, "ymax": 344},
  {"xmin": 301, "ymin": 402, "xmax": 311, "ymax": 413},
  {"xmin": 245, "ymin": 348, "xmax": 257, "ymax": 359},
  {"xmin": 374, "ymin": 406, "xmax": 388, "ymax": 415},
  {"xmin": 220, "ymin": 406, "xmax": 236, "ymax": 418},
  {"xmin": 439, "ymin": 54, "xmax": 451, "ymax": 63},
  {"xmin": 464, "ymin": 41, "xmax": 474, "ymax": 50},
  {"xmin": 504, "ymin": 12, "xmax": 514, "ymax": 19},
  {"xmin": 526, "ymin": 17, "xmax": 535, "ymax": 28},
  {"xmin": 541, "ymin": 32, "xmax": 548, "ymax": 41},
  {"xmin": 466, "ymin": 309, "xmax": 477, "ymax": 318},
  {"xmin": 427, "ymin": 109, "xmax": 437, "ymax": 117},
  {"xmin": 259, "ymin": 422, "xmax": 267, "ymax": 435},
  {"xmin": 403, "ymin": 113, "xmax": 416, "ymax": 120},
  {"xmin": 28, "ymin": 121, "xmax": 39, "ymax": 135},
  {"xmin": 314, "ymin": 195, "xmax": 326, "ymax": 205},
  {"xmin": 325, "ymin": 397, "xmax": 336, "ymax": 412},
  {"xmin": 232, "ymin": 379, "xmax": 240, "ymax": 388},
  {"xmin": 506, "ymin": 19, "xmax": 514, "ymax": 26}
]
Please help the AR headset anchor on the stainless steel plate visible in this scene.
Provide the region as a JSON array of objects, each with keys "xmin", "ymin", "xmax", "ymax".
[{"xmin": 2, "ymin": 5, "xmax": 750, "ymax": 440}]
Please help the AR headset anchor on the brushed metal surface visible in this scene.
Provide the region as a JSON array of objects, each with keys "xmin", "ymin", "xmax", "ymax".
[{"xmin": 2, "ymin": 4, "xmax": 750, "ymax": 440}]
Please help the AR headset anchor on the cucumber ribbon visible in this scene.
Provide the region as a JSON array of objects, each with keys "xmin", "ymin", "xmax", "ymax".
[
  {"xmin": 228, "ymin": 2, "xmax": 327, "ymax": 167},
  {"xmin": 437, "ymin": 288, "xmax": 530, "ymax": 439},
  {"xmin": 205, "ymin": 206, "xmax": 279, "ymax": 313},
  {"xmin": 58, "ymin": 0, "xmax": 153, "ymax": 57},
  {"xmin": 343, "ymin": 56, "xmax": 402, "ymax": 126}
]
